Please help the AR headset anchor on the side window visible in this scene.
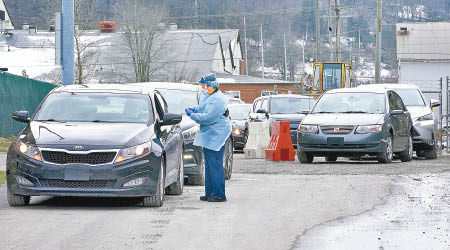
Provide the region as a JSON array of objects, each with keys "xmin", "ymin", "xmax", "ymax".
[
  {"xmin": 389, "ymin": 92, "xmax": 403, "ymax": 110},
  {"xmin": 393, "ymin": 92, "xmax": 407, "ymax": 111},
  {"xmin": 253, "ymin": 100, "xmax": 261, "ymax": 112},
  {"xmin": 261, "ymin": 99, "xmax": 268, "ymax": 111},
  {"xmin": 154, "ymin": 94, "xmax": 165, "ymax": 120},
  {"xmin": 155, "ymin": 93, "xmax": 168, "ymax": 113}
]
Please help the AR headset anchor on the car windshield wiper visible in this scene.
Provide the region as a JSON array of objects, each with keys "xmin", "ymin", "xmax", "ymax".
[
  {"xmin": 342, "ymin": 111, "xmax": 369, "ymax": 113},
  {"xmin": 36, "ymin": 119, "xmax": 66, "ymax": 123},
  {"xmin": 90, "ymin": 120, "xmax": 116, "ymax": 123},
  {"xmin": 314, "ymin": 111, "xmax": 335, "ymax": 114}
]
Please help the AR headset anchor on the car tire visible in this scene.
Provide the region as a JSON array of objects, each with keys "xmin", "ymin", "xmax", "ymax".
[
  {"xmin": 188, "ymin": 158, "xmax": 205, "ymax": 186},
  {"xmin": 424, "ymin": 146, "xmax": 437, "ymax": 159},
  {"xmin": 166, "ymin": 154, "xmax": 184, "ymax": 195},
  {"xmin": 399, "ymin": 134, "xmax": 413, "ymax": 162},
  {"xmin": 143, "ymin": 159, "xmax": 165, "ymax": 207},
  {"xmin": 378, "ymin": 135, "xmax": 393, "ymax": 163},
  {"xmin": 224, "ymin": 137, "xmax": 233, "ymax": 180},
  {"xmin": 298, "ymin": 150, "xmax": 314, "ymax": 163},
  {"xmin": 7, "ymin": 188, "xmax": 30, "ymax": 206},
  {"xmin": 325, "ymin": 155, "xmax": 337, "ymax": 162}
]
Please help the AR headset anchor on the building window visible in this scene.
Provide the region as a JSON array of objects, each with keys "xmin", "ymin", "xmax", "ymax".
[{"xmin": 261, "ymin": 90, "xmax": 275, "ymax": 96}]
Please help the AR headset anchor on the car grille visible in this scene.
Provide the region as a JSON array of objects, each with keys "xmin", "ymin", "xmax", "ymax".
[
  {"xmin": 41, "ymin": 151, "xmax": 116, "ymax": 165},
  {"xmin": 40, "ymin": 179, "xmax": 110, "ymax": 189},
  {"xmin": 320, "ymin": 125, "xmax": 355, "ymax": 134},
  {"xmin": 303, "ymin": 144, "xmax": 376, "ymax": 149}
]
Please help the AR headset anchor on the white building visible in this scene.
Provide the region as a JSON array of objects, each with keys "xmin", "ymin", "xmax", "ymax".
[
  {"xmin": 0, "ymin": 0, "xmax": 14, "ymax": 32},
  {"xmin": 397, "ymin": 22, "xmax": 450, "ymax": 117}
]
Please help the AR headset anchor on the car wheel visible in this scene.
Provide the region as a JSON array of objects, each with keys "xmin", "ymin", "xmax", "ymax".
[
  {"xmin": 424, "ymin": 146, "xmax": 437, "ymax": 159},
  {"xmin": 166, "ymin": 154, "xmax": 184, "ymax": 195},
  {"xmin": 188, "ymin": 157, "xmax": 205, "ymax": 186},
  {"xmin": 325, "ymin": 155, "xmax": 337, "ymax": 162},
  {"xmin": 143, "ymin": 159, "xmax": 165, "ymax": 207},
  {"xmin": 378, "ymin": 135, "xmax": 393, "ymax": 163},
  {"xmin": 298, "ymin": 150, "xmax": 314, "ymax": 163},
  {"xmin": 7, "ymin": 188, "xmax": 30, "ymax": 206},
  {"xmin": 224, "ymin": 138, "xmax": 233, "ymax": 180},
  {"xmin": 399, "ymin": 134, "xmax": 413, "ymax": 162}
]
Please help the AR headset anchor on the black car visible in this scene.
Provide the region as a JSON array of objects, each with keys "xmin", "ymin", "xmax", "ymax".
[
  {"xmin": 135, "ymin": 82, "xmax": 234, "ymax": 182},
  {"xmin": 6, "ymin": 84, "xmax": 184, "ymax": 207},
  {"xmin": 246, "ymin": 94, "xmax": 316, "ymax": 146},
  {"xmin": 229, "ymin": 104, "xmax": 252, "ymax": 150},
  {"xmin": 297, "ymin": 88, "xmax": 413, "ymax": 163}
]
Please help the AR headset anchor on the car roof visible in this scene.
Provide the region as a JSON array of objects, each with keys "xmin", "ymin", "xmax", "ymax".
[
  {"xmin": 228, "ymin": 103, "xmax": 252, "ymax": 108},
  {"xmin": 357, "ymin": 83, "xmax": 420, "ymax": 90},
  {"xmin": 325, "ymin": 87, "xmax": 388, "ymax": 94},
  {"xmin": 53, "ymin": 84, "xmax": 152, "ymax": 95},
  {"xmin": 254, "ymin": 94, "xmax": 314, "ymax": 101},
  {"xmin": 132, "ymin": 82, "xmax": 201, "ymax": 92}
]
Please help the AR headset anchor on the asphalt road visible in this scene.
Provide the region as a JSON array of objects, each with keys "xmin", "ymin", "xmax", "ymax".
[{"xmin": 1, "ymin": 154, "xmax": 450, "ymax": 250}]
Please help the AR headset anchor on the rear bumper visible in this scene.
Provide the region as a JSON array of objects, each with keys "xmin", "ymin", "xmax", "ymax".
[
  {"xmin": 7, "ymin": 152, "xmax": 162, "ymax": 197},
  {"xmin": 232, "ymin": 134, "xmax": 246, "ymax": 149}
]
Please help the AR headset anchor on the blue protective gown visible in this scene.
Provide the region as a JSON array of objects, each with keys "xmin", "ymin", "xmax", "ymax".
[{"xmin": 190, "ymin": 90, "xmax": 232, "ymax": 151}]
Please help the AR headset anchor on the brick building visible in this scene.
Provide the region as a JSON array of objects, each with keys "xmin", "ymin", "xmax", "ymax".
[{"xmin": 215, "ymin": 73, "xmax": 300, "ymax": 103}]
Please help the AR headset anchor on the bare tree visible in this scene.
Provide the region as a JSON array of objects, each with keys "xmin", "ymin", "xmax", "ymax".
[{"xmin": 118, "ymin": 1, "xmax": 170, "ymax": 82}]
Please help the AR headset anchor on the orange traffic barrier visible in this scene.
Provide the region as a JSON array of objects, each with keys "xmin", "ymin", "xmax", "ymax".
[{"xmin": 265, "ymin": 121, "xmax": 296, "ymax": 161}]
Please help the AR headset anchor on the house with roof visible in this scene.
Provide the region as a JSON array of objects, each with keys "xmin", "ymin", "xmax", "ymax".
[
  {"xmin": 396, "ymin": 22, "xmax": 450, "ymax": 116},
  {"xmin": 0, "ymin": 0, "xmax": 14, "ymax": 32}
]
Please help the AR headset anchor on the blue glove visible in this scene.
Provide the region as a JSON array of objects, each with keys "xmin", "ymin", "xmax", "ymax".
[{"xmin": 185, "ymin": 108, "xmax": 193, "ymax": 116}]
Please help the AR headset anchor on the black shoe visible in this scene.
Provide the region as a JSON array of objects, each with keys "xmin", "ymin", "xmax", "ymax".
[
  {"xmin": 200, "ymin": 196, "xmax": 209, "ymax": 201},
  {"xmin": 207, "ymin": 197, "xmax": 227, "ymax": 202}
]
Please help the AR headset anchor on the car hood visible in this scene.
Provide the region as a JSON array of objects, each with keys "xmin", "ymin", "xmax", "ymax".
[
  {"xmin": 269, "ymin": 113, "xmax": 305, "ymax": 122},
  {"xmin": 302, "ymin": 113, "xmax": 385, "ymax": 126},
  {"xmin": 27, "ymin": 121, "xmax": 155, "ymax": 148},
  {"xmin": 180, "ymin": 115, "xmax": 198, "ymax": 131},
  {"xmin": 406, "ymin": 106, "xmax": 432, "ymax": 120},
  {"xmin": 231, "ymin": 120, "xmax": 246, "ymax": 130}
]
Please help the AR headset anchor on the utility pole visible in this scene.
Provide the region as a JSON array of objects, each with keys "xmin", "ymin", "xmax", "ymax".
[
  {"xmin": 284, "ymin": 32, "xmax": 288, "ymax": 81},
  {"xmin": 243, "ymin": 16, "xmax": 249, "ymax": 76},
  {"xmin": 62, "ymin": 0, "xmax": 74, "ymax": 85},
  {"xmin": 194, "ymin": 0, "xmax": 198, "ymax": 29},
  {"xmin": 260, "ymin": 24, "xmax": 265, "ymax": 78},
  {"xmin": 328, "ymin": 0, "xmax": 333, "ymax": 61},
  {"xmin": 375, "ymin": 0, "xmax": 382, "ymax": 83},
  {"xmin": 358, "ymin": 27, "xmax": 361, "ymax": 76},
  {"xmin": 315, "ymin": 0, "xmax": 320, "ymax": 62},
  {"xmin": 334, "ymin": 0, "xmax": 340, "ymax": 62}
]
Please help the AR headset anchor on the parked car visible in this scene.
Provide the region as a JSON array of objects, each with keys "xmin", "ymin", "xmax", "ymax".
[
  {"xmin": 135, "ymin": 82, "xmax": 233, "ymax": 182},
  {"xmin": 246, "ymin": 94, "xmax": 316, "ymax": 147},
  {"xmin": 297, "ymin": 88, "xmax": 413, "ymax": 163},
  {"xmin": 229, "ymin": 104, "xmax": 252, "ymax": 150},
  {"xmin": 6, "ymin": 84, "xmax": 184, "ymax": 207},
  {"xmin": 358, "ymin": 83, "xmax": 440, "ymax": 159}
]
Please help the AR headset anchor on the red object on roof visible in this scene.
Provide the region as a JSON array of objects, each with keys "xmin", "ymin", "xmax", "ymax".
[{"xmin": 99, "ymin": 21, "xmax": 117, "ymax": 32}]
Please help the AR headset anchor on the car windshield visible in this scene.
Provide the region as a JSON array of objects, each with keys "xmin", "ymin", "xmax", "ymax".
[
  {"xmin": 392, "ymin": 88, "xmax": 425, "ymax": 106},
  {"xmin": 157, "ymin": 89, "xmax": 198, "ymax": 114},
  {"xmin": 229, "ymin": 105, "xmax": 252, "ymax": 120},
  {"xmin": 228, "ymin": 98, "xmax": 243, "ymax": 104},
  {"xmin": 270, "ymin": 98, "xmax": 316, "ymax": 114},
  {"xmin": 312, "ymin": 92, "xmax": 386, "ymax": 114},
  {"xmin": 35, "ymin": 92, "xmax": 153, "ymax": 123}
]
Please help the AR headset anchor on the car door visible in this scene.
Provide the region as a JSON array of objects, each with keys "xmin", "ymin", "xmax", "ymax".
[
  {"xmin": 393, "ymin": 92, "xmax": 411, "ymax": 148},
  {"xmin": 388, "ymin": 91, "xmax": 408, "ymax": 151},
  {"xmin": 154, "ymin": 92, "xmax": 179, "ymax": 184}
]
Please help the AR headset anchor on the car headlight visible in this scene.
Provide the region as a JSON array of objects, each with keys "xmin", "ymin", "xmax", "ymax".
[
  {"xmin": 233, "ymin": 128, "xmax": 242, "ymax": 135},
  {"xmin": 115, "ymin": 142, "xmax": 151, "ymax": 163},
  {"xmin": 417, "ymin": 113, "xmax": 433, "ymax": 121},
  {"xmin": 16, "ymin": 141, "xmax": 42, "ymax": 161},
  {"xmin": 183, "ymin": 125, "xmax": 199, "ymax": 140},
  {"xmin": 355, "ymin": 125, "xmax": 382, "ymax": 134},
  {"xmin": 298, "ymin": 124, "xmax": 319, "ymax": 134}
]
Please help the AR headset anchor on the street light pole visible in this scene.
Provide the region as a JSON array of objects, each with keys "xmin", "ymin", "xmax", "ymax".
[{"xmin": 62, "ymin": 0, "xmax": 74, "ymax": 85}]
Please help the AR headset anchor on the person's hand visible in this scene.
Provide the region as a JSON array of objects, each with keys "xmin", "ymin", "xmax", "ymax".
[{"xmin": 185, "ymin": 108, "xmax": 194, "ymax": 116}]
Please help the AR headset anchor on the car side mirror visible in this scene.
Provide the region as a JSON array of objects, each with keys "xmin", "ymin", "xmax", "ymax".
[
  {"xmin": 256, "ymin": 108, "xmax": 267, "ymax": 114},
  {"xmin": 12, "ymin": 111, "xmax": 30, "ymax": 123},
  {"xmin": 430, "ymin": 99, "xmax": 441, "ymax": 108},
  {"xmin": 160, "ymin": 113, "xmax": 182, "ymax": 126},
  {"xmin": 390, "ymin": 110, "xmax": 404, "ymax": 115}
]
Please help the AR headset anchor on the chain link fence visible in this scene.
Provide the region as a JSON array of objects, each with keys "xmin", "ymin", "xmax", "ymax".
[{"xmin": 0, "ymin": 73, "xmax": 56, "ymax": 137}]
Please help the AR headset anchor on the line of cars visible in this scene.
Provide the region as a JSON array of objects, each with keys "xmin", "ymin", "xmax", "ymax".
[
  {"xmin": 6, "ymin": 83, "xmax": 234, "ymax": 207},
  {"xmin": 228, "ymin": 83, "xmax": 440, "ymax": 164}
]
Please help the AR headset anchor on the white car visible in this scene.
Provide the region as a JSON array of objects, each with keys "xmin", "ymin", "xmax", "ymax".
[{"xmin": 358, "ymin": 83, "xmax": 440, "ymax": 159}]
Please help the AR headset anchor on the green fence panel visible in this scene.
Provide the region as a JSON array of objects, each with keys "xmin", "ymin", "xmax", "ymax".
[{"xmin": 0, "ymin": 73, "xmax": 57, "ymax": 137}]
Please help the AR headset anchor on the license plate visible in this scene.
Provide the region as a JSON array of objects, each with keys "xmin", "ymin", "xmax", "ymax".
[
  {"xmin": 64, "ymin": 168, "xmax": 89, "ymax": 181},
  {"xmin": 327, "ymin": 137, "xmax": 344, "ymax": 145}
]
